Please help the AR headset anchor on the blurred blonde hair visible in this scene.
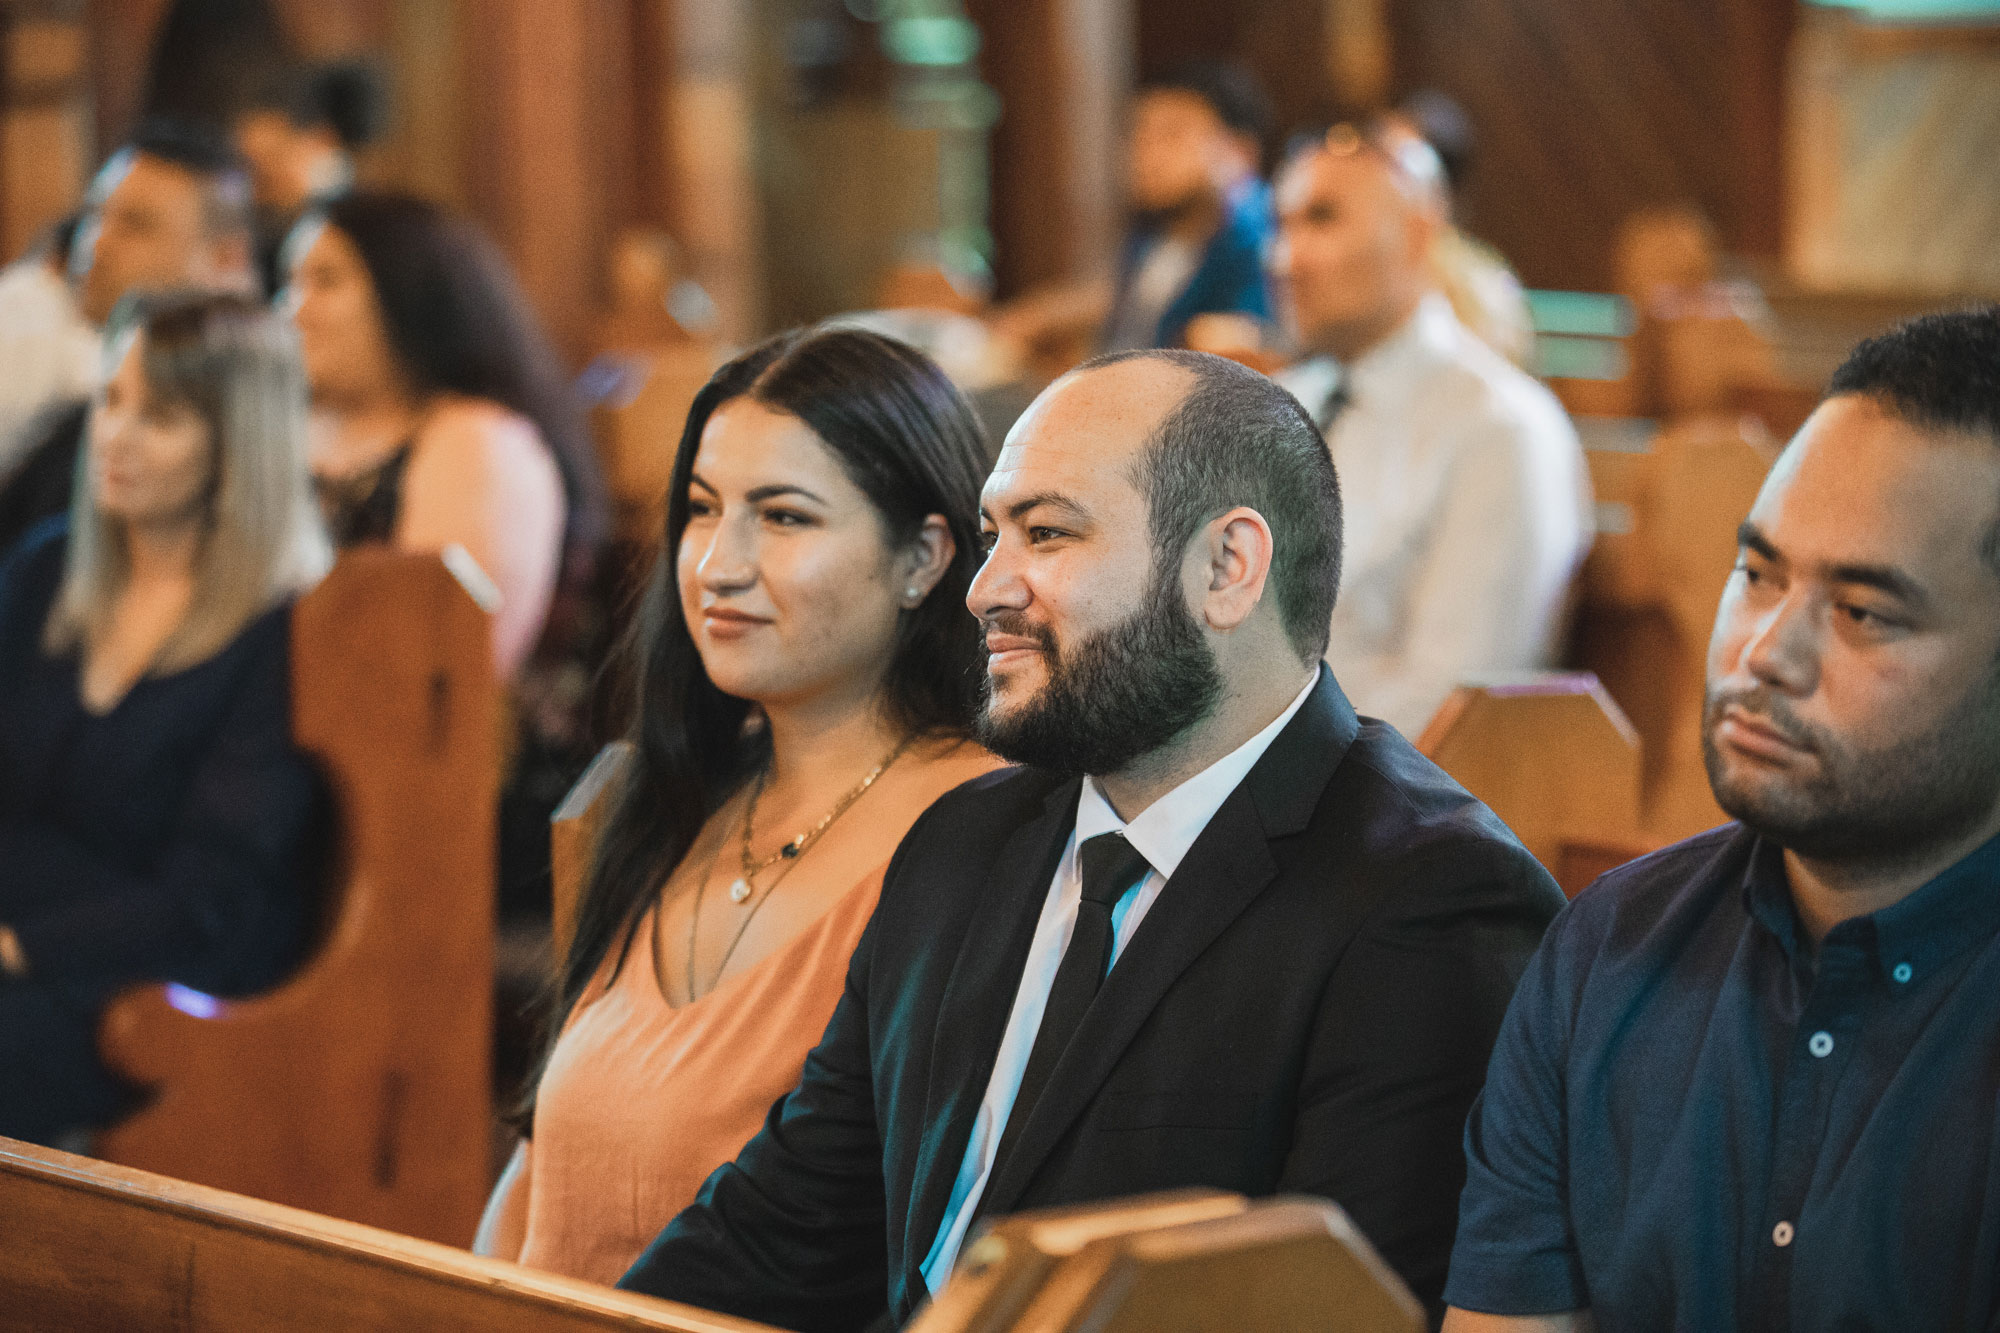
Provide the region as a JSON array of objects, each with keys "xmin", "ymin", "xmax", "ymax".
[{"xmin": 46, "ymin": 291, "xmax": 331, "ymax": 672}]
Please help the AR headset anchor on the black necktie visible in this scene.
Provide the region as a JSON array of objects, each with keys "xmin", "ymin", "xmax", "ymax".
[
  {"xmin": 985, "ymin": 832, "xmax": 1152, "ymax": 1190},
  {"xmin": 1317, "ymin": 378, "xmax": 1351, "ymax": 433}
]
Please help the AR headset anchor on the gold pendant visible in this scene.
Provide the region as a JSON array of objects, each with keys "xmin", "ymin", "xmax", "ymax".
[{"xmin": 728, "ymin": 877, "xmax": 752, "ymax": 904}]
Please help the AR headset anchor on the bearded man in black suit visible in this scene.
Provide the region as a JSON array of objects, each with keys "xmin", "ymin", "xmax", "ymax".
[{"xmin": 620, "ymin": 348, "xmax": 1564, "ymax": 1328}]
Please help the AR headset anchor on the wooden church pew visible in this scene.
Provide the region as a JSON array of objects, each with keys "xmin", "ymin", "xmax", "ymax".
[
  {"xmin": 592, "ymin": 342, "xmax": 727, "ymax": 545},
  {"xmin": 1569, "ymin": 414, "xmax": 1776, "ymax": 844},
  {"xmin": 908, "ymin": 1189, "xmax": 1422, "ymax": 1333},
  {"xmin": 549, "ymin": 740, "xmax": 635, "ymax": 963},
  {"xmin": 93, "ymin": 549, "xmax": 501, "ymax": 1247},
  {"xmin": 0, "ymin": 1136, "xmax": 775, "ymax": 1332},
  {"xmin": 1416, "ymin": 674, "xmax": 1650, "ymax": 895}
]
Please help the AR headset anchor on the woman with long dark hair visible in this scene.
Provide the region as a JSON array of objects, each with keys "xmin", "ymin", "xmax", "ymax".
[{"xmin": 475, "ymin": 326, "xmax": 997, "ymax": 1283}]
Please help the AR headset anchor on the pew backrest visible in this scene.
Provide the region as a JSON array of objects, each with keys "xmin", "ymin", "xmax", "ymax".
[
  {"xmin": 550, "ymin": 740, "xmax": 636, "ymax": 963},
  {"xmin": 1570, "ymin": 415, "xmax": 1774, "ymax": 843},
  {"xmin": 0, "ymin": 1135, "xmax": 776, "ymax": 1332},
  {"xmin": 595, "ymin": 342, "xmax": 725, "ymax": 543},
  {"xmin": 909, "ymin": 1190, "xmax": 1422, "ymax": 1333},
  {"xmin": 1416, "ymin": 673, "xmax": 1648, "ymax": 893},
  {"xmin": 96, "ymin": 549, "xmax": 500, "ymax": 1246}
]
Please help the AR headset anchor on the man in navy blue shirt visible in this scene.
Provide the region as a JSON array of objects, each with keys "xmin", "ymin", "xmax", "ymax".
[{"xmin": 1444, "ymin": 306, "xmax": 2000, "ymax": 1332}]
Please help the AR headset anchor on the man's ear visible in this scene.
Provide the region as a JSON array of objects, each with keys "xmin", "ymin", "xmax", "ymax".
[{"xmin": 1194, "ymin": 505, "xmax": 1275, "ymax": 632}]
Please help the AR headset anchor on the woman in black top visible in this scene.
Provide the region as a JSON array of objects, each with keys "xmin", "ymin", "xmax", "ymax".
[{"xmin": 0, "ymin": 292, "xmax": 330, "ymax": 1144}]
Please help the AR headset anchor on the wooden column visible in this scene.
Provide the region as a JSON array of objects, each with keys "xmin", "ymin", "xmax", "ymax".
[
  {"xmin": 633, "ymin": 0, "xmax": 761, "ymax": 342},
  {"xmin": 968, "ymin": 0, "xmax": 1133, "ymax": 298},
  {"xmin": 84, "ymin": 0, "xmax": 168, "ymax": 153},
  {"xmin": 2, "ymin": 0, "xmax": 93, "ymax": 261},
  {"xmin": 457, "ymin": 0, "xmax": 617, "ymax": 361}
]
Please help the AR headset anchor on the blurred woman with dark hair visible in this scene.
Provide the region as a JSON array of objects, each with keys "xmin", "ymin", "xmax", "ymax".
[
  {"xmin": 474, "ymin": 326, "xmax": 997, "ymax": 1283},
  {"xmin": 286, "ymin": 191, "xmax": 610, "ymax": 916},
  {"xmin": 0, "ymin": 291, "xmax": 329, "ymax": 1142},
  {"xmin": 286, "ymin": 190, "xmax": 605, "ymax": 675}
]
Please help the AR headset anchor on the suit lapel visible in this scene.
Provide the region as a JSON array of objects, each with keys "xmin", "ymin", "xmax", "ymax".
[
  {"xmin": 977, "ymin": 671, "xmax": 1359, "ymax": 1215},
  {"xmin": 902, "ymin": 776, "xmax": 1079, "ymax": 1281}
]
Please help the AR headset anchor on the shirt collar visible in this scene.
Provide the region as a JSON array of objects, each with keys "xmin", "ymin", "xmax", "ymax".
[
  {"xmin": 1342, "ymin": 291, "xmax": 1459, "ymax": 406},
  {"xmin": 1074, "ymin": 669, "xmax": 1320, "ymax": 881},
  {"xmin": 1742, "ymin": 828, "xmax": 2000, "ymax": 983}
]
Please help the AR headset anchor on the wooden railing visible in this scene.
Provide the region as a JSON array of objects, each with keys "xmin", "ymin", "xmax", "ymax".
[{"xmin": 0, "ymin": 1136, "xmax": 774, "ymax": 1333}]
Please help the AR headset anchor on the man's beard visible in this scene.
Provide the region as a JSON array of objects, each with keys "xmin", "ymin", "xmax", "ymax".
[
  {"xmin": 1701, "ymin": 676, "xmax": 2000, "ymax": 862},
  {"xmin": 976, "ymin": 565, "xmax": 1223, "ymax": 777}
]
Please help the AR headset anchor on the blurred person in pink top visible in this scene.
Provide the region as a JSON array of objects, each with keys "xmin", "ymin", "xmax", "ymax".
[{"xmin": 475, "ymin": 326, "xmax": 1000, "ymax": 1283}]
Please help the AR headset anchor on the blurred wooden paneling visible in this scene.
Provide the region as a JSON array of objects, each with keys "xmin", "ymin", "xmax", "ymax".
[
  {"xmin": 1386, "ymin": 0, "xmax": 1793, "ymax": 291},
  {"xmin": 1787, "ymin": 9, "xmax": 2000, "ymax": 298},
  {"xmin": 458, "ymin": 0, "xmax": 620, "ymax": 360},
  {"xmin": 1135, "ymin": 0, "xmax": 1341, "ymax": 157},
  {"xmin": 967, "ymin": 0, "xmax": 1132, "ymax": 298},
  {"xmin": 1, "ymin": 2, "xmax": 92, "ymax": 262}
]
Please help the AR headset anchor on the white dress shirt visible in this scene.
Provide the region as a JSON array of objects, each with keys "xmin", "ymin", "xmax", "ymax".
[
  {"xmin": 918, "ymin": 670, "xmax": 1320, "ymax": 1291},
  {"xmin": 0, "ymin": 258, "xmax": 99, "ymax": 478},
  {"xmin": 1277, "ymin": 293, "xmax": 1591, "ymax": 738}
]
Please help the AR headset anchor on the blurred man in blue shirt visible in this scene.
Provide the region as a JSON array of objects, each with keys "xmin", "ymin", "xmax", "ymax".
[{"xmin": 991, "ymin": 62, "xmax": 1274, "ymax": 358}]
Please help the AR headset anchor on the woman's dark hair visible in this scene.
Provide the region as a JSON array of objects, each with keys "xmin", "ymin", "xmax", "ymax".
[
  {"xmin": 516, "ymin": 326, "xmax": 988, "ymax": 1123},
  {"xmin": 315, "ymin": 191, "xmax": 608, "ymax": 550}
]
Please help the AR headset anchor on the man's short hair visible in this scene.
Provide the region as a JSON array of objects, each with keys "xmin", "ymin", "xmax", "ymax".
[
  {"xmin": 1138, "ymin": 61, "xmax": 1272, "ymax": 146},
  {"xmin": 1082, "ymin": 348, "xmax": 1343, "ymax": 661},
  {"xmin": 117, "ymin": 118, "xmax": 254, "ymax": 239},
  {"xmin": 1827, "ymin": 305, "xmax": 2000, "ymax": 575}
]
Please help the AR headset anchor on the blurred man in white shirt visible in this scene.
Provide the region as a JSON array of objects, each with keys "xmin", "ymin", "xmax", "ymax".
[
  {"xmin": 1272, "ymin": 118, "xmax": 1590, "ymax": 737},
  {"xmin": 0, "ymin": 218, "xmax": 97, "ymax": 477}
]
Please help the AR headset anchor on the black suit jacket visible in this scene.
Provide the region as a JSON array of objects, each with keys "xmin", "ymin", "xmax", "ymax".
[{"xmin": 621, "ymin": 672, "xmax": 1563, "ymax": 1329}]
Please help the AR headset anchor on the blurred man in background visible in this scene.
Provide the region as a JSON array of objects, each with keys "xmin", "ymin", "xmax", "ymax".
[
  {"xmin": 991, "ymin": 62, "xmax": 1275, "ymax": 363},
  {"xmin": 1272, "ymin": 116, "xmax": 1589, "ymax": 738},
  {"xmin": 0, "ymin": 120, "xmax": 255, "ymax": 555},
  {"xmin": 0, "ymin": 217, "xmax": 97, "ymax": 479}
]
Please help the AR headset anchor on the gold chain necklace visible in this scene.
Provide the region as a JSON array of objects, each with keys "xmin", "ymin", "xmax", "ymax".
[
  {"xmin": 729, "ymin": 733, "xmax": 917, "ymax": 903},
  {"xmin": 684, "ymin": 734, "xmax": 917, "ymax": 1001}
]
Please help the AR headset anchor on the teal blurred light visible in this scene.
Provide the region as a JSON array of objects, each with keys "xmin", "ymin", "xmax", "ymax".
[
  {"xmin": 1810, "ymin": 0, "xmax": 2000, "ymax": 19},
  {"xmin": 885, "ymin": 16, "xmax": 981, "ymax": 66}
]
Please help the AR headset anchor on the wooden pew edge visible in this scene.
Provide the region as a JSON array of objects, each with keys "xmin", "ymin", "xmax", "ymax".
[
  {"xmin": 0, "ymin": 1138, "xmax": 765, "ymax": 1333},
  {"xmin": 551, "ymin": 740, "xmax": 637, "ymax": 962}
]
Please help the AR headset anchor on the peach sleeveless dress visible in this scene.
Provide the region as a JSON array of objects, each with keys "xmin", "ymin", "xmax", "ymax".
[{"xmin": 515, "ymin": 864, "xmax": 886, "ymax": 1284}]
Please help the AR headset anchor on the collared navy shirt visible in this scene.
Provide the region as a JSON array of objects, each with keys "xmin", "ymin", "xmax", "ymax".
[{"xmin": 1445, "ymin": 822, "xmax": 2000, "ymax": 1331}]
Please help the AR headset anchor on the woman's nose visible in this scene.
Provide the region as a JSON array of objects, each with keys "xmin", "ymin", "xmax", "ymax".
[{"xmin": 696, "ymin": 517, "xmax": 757, "ymax": 592}]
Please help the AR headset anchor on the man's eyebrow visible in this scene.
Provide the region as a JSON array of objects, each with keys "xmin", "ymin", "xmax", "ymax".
[
  {"xmin": 1827, "ymin": 561, "xmax": 1930, "ymax": 609},
  {"xmin": 1738, "ymin": 521, "xmax": 1931, "ymax": 608},
  {"xmin": 1737, "ymin": 521, "xmax": 1780, "ymax": 561},
  {"xmin": 1005, "ymin": 492, "xmax": 1092, "ymax": 525}
]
